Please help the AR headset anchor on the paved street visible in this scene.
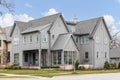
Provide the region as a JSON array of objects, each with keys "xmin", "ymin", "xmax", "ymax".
[{"xmin": 0, "ymin": 73, "xmax": 120, "ymax": 80}]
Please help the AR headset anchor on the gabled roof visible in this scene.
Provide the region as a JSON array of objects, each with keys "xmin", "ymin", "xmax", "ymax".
[
  {"xmin": 51, "ymin": 33, "xmax": 79, "ymax": 51},
  {"xmin": 66, "ymin": 17, "xmax": 112, "ymax": 39},
  {"xmin": 3, "ymin": 26, "xmax": 12, "ymax": 42},
  {"xmin": 51, "ymin": 33, "xmax": 71, "ymax": 50},
  {"xmin": 75, "ymin": 17, "xmax": 101, "ymax": 35},
  {"xmin": 10, "ymin": 13, "xmax": 62, "ymax": 36},
  {"xmin": 110, "ymin": 47, "xmax": 120, "ymax": 58}
]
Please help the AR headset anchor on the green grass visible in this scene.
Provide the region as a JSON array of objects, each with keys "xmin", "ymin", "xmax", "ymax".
[{"xmin": 0, "ymin": 69, "xmax": 119, "ymax": 77}]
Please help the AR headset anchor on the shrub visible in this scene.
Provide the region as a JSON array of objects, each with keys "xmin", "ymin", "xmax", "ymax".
[
  {"xmin": 75, "ymin": 60, "xmax": 79, "ymax": 70},
  {"xmin": 5, "ymin": 65, "xmax": 21, "ymax": 70},
  {"xmin": 41, "ymin": 66, "xmax": 60, "ymax": 69},
  {"xmin": 111, "ymin": 63, "xmax": 117, "ymax": 69},
  {"xmin": 118, "ymin": 62, "xmax": 120, "ymax": 69},
  {"xmin": 79, "ymin": 66, "xmax": 85, "ymax": 70},
  {"xmin": 104, "ymin": 61, "xmax": 110, "ymax": 69}
]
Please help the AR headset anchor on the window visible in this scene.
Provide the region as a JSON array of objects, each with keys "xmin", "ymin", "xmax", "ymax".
[
  {"xmin": 85, "ymin": 52, "xmax": 88, "ymax": 59},
  {"xmin": 105, "ymin": 52, "xmax": 107, "ymax": 58},
  {"xmin": 52, "ymin": 51, "xmax": 61, "ymax": 65},
  {"xmin": 13, "ymin": 36, "xmax": 19, "ymax": 45},
  {"xmin": 37, "ymin": 35, "xmax": 39, "ymax": 42},
  {"xmin": 30, "ymin": 35, "xmax": 32, "ymax": 42},
  {"xmin": 23, "ymin": 36, "xmax": 26, "ymax": 43},
  {"xmin": 24, "ymin": 53, "xmax": 28, "ymax": 62},
  {"xmin": 64, "ymin": 51, "xmax": 76, "ymax": 65},
  {"xmin": 14, "ymin": 53, "xmax": 19, "ymax": 65},
  {"xmin": 0, "ymin": 40, "xmax": 1, "ymax": 47},
  {"xmin": 76, "ymin": 37, "xmax": 78, "ymax": 43},
  {"xmin": 7, "ymin": 52, "xmax": 10, "ymax": 62},
  {"xmin": 42, "ymin": 34, "xmax": 47, "ymax": 42},
  {"xmin": 80, "ymin": 36, "xmax": 89, "ymax": 44},
  {"xmin": 97, "ymin": 52, "xmax": 99, "ymax": 58},
  {"xmin": 52, "ymin": 35, "xmax": 54, "ymax": 39}
]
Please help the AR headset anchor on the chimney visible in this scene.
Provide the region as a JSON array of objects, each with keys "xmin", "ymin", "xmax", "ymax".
[{"xmin": 73, "ymin": 16, "xmax": 78, "ymax": 23}]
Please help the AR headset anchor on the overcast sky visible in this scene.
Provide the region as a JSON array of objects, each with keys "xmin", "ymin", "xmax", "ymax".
[{"xmin": 0, "ymin": 0, "xmax": 120, "ymax": 35}]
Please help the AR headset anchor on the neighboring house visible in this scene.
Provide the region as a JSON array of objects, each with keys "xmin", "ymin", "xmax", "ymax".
[
  {"xmin": 10, "ymin": 13, "xmax": 79, "ymax": 69},
  {"xmin": 66, "ymin": 17, "xmax": 112, "ymax": 69},
  {"xmin": 110, "ymin": 47, "xmax": 120, "ymax": 64},
  {"xmin": 0, "ymin": 26, "xmax": 12, "ymax": 67}
]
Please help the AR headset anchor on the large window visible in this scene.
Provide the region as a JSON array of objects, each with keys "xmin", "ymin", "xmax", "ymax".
[
  {"xmin": 64, "ymin": 51, "xmax": 76, "ymax": 65},
  {"xmin": 80, "ymin": 36, "xmax": 89, "ymax": 44},
  {"xmin": 52, "ymin": 51, "xmax": 61, "ymax": 65},
  {"xmin": 14, "ymin": 53, "xmax": 19, "ymax": 65},
  {"xmin": 85, "ymin": 52, "xmax": 88, "ymax": 59},
  {"xmin": 24, "ymin": 53, "xmax": 28, "ymax": 62}
]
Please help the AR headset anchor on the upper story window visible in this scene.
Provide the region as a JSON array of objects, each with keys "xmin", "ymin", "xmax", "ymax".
[
  {"xmin": 105, "ymin": 52, "xmax": 107, "ymax": 58},
  {"xmin": 76, "ymin": 37, "xmax": 79, "ymax": 43},
  {"xmin": 23, "ymin": 36, "xmax": 26, "ymax": 43},
  {"xmin": 52, "ymin": 35, "xmax": 55, "ymax": 39},
  {"xmin": 37, "ymin": 35, "xmax": 39, "ymax": 42},
  {"xmin": 30, "ymin": 35, "xmax": 32, "ymax": 42},
  {"xmin": 13, "ymin": 35, "xmax": 19, "ymax": 45},
  {"xmin": 80, "ymin": 36, "xmax": 89, "ymax": 44},
  {"xmin": 42, "ymin": 34, "xmax": 47, "ymax": 42},
  {"xmin": 97, "ymin": 52, "xmax": 99, "ymax": 58}
]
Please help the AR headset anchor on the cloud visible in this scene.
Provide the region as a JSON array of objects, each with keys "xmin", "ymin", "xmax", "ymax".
[
  {"xmin": 42, "ymin": 8, "xmax": 58, "ymax": 16},
  {"xmin": 0, "ymin": 13, "xmax": 34, "ymax": 27},
  {"xmin": 104, "ymin": 15, "xmax": 120, "ymax": 36},
  {"xmin": 25, "ymin": 3, "xmax": 32, "ymax": 8}
]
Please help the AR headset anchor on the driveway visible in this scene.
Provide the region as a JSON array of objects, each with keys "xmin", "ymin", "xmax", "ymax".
[{"xmin": 0, "ymin": 73, "xmax": 120, "ymax": 80}]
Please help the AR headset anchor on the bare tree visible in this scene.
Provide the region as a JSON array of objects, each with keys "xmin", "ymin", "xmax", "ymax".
[
  {"xmin": 0, "ymin": 0, "xmax": 14, "ymax": 15},
  {"xmin": 110, "ymin": 31, "xmax": 120, "ymax": 49}
]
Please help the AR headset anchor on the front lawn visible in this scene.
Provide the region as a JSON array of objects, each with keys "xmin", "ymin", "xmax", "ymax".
[{"xmin": 0, "ymin": 69, "xmax": 120, "ymax": 77}]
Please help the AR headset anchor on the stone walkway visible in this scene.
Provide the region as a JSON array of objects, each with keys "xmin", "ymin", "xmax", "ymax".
[{"xmin": 0, "ymin": 73, "xmax": 120, "ymax": 80}]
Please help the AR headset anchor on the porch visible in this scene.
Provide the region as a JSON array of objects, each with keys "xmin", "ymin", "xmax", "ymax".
[{"xmin": 23, "ymin": 49, "xmax": 48, "ymax": 67}]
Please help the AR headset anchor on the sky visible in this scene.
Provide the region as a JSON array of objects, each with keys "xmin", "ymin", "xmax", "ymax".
[{"xmin": 0, "ymin": 0, "xmax": 120, "ymax": 35}]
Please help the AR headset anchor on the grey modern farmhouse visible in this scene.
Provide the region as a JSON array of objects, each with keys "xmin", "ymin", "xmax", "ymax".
[{"xmin": 10, "ymin": 13, "xmax": 111, "ymax": 69}]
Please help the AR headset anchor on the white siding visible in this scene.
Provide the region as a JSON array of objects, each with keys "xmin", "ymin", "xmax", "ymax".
[
  {"xmin": 94, "ymin": 21, "xmax": 110, "ymax": 68},
  {"xmin": 50, "ymin": 17, "xmax": 68, "ymax": 47}
]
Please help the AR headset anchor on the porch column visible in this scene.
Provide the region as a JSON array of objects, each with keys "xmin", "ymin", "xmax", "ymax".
[
  {"xmin": 38, "ymin": 49, "xmax": 41, "ymax": 68},
  {"xmin": 61, "ymin": 51, "xmax": 64, "ymax": 65}
]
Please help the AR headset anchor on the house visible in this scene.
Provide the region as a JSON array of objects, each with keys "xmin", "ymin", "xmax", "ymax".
[
  {"xmin": 66, "ymin": 17, "xmax": 112, "ymax": 69},
  {"xmin": 0, "ymin": 26, "xmax": 12, "ymax": 67},
  {"xmin": 10, "ymin": 13, "xmax": 79, "ymax": 69},
  {"xmin": 110, "ymin": 47, "xmax": 120, "ymax": 64}
]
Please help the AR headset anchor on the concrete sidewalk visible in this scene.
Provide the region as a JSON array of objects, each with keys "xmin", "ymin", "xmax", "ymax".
[{"xmin": 0, "ymin": 73, "xmax": 120, "ymax": 80}]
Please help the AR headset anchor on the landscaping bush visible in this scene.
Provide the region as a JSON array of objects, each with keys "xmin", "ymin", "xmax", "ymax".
[
  {"xmin": 41, "ymin": 66, "xmax": 60, "ymax": 69},
  {"xmin": 79, "ymin": 66, "xmax": 85, "ymax": 70},
  {"xmin": 111, "ymin": 63, "xmax": 118, "ymax": 69},
  {"xmin": 118, "ymin": 62, "xmax": 120, "ymax": 69},
  {"xmin": 75, "ymin": 60, "xmax": 79, "ymax": 70},
  {"xmin": 104, "ymin": 61, "xmax": 110, "ymax": 69},
  {"xmin": 5, "ymin": 65, "xmax": 21, "ymax": 70}
]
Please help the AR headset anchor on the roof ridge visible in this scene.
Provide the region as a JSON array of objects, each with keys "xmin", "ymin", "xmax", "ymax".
[
  {"xmin": 29, "ymin": 13, "xmax": 61, "ymax": 22},
  {"xmin": 77, "ymin": 16, "xmax": 103, "ymax": 23}
]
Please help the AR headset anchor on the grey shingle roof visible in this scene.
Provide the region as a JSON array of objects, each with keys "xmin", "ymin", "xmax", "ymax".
[
  {"xmin": 15, "ymin": 13, "xmax": 61, "ymax": 32},
  {"xmin": 51, "ymin": 33, "xmax": 71, "ymax": 50},
  {"xmin": 75, "ymin": 17, "xmax": 102, "ymax": 35},
  {"xmin": 3, "ymin": 26, "xmax": 12, "ymax": 42},
  {"xmin": 110, "ymin": 47, "xmax": 120, "ymax": 58}
]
